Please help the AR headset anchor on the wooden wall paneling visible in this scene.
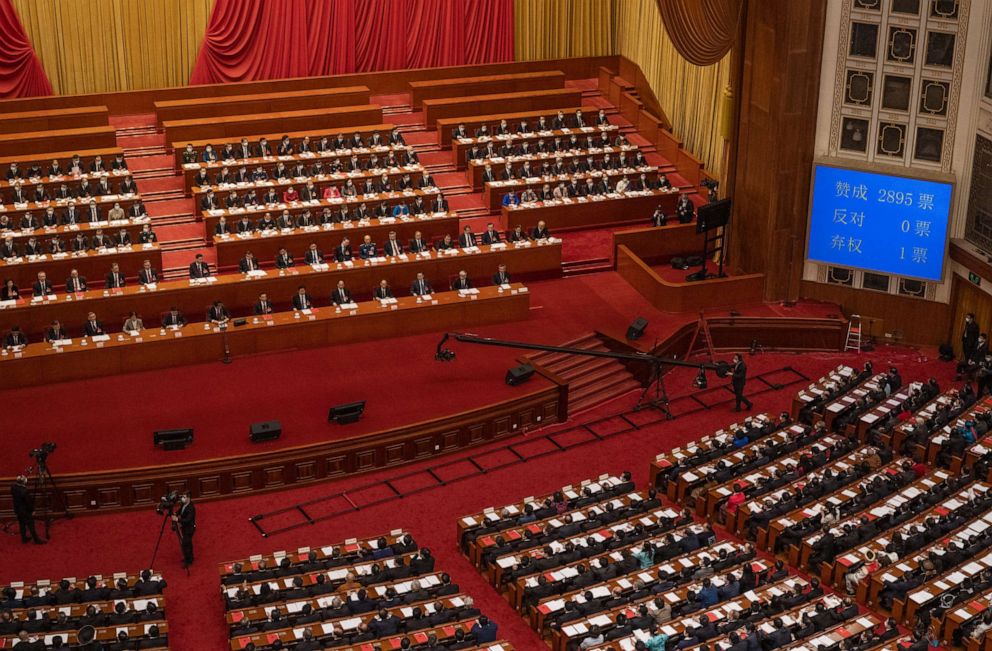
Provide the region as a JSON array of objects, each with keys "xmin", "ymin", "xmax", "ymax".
[
  {"xmin": 948, "ymin": 274, "xmax": 992, "ymax": 357},
  {"xmin": 798, "ymin": 280, "xmax": 952, "ymax": 346},
  {"xmin": 729, "ymin": 0, "xmax": 826, "ymax": 301}
]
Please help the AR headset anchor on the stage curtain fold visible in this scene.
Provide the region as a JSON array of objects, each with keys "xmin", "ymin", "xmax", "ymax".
[
  {"xmin": 407, "ymin": 0, "xmax": 464, "ymax": 69},
  {"xmin": 513, "ymin": 0, "xmax": 615, "ymax": 61},
  {"xmin": 13, "ymin": 0, "xmax": 211, "ymax": 95},
  {"xmin": 617, "ymin": 0, "xmax": 732, "ymax": 175},
  {"xmin": 654, "ymin": 0, "xmax": 742, "ymax": 67},
  {"xmin": 354, "ymin": 0, "xmax": 407, "ymax": 72},
  {"xmin": 465, "ymin": 0, "xmax": 513, "ymax": 64},
  {"xmin": 307, "ymin": 0, "xmax": 356, "ymax": 76},
  {"xmin": 190, "ymin": 0, "xmax": 309, "ymax": 84},
  {"xmin": 0, "ymin": 0, "xmax": 52, "ymax": 98}
]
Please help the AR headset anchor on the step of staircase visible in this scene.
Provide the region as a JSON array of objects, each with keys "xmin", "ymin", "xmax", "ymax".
[
  {"xmin": 570, "ymin": 378, "xmax": 642, "ymax": 414},
  {"xmin": 525, "ymin": 332, "xmax": 644, "ymax": 415},
  {"xmin": 562, "ymin": 258, "xmax": 612, "ymax": 277}
]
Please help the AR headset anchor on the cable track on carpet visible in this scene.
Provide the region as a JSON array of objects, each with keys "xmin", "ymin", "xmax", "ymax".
[{"xmin": 246, "ymin": 364, "xmax": 810, "ymax": 537}]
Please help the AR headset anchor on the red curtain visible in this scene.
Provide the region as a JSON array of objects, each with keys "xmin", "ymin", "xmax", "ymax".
[
  {"xmin": 654, "ymin": 0, "xmax": 743, "ymax": 66},
  {"xmin": 465, "ymin": 0, "xmax": 513, "ymax": 65},
  {"xmin": 0, "ymin": 0, "xmax": 51, "ymax": 98},
  {"xmin": 191, "ymin": 0, "xmax": 514, "ymax": 84}
]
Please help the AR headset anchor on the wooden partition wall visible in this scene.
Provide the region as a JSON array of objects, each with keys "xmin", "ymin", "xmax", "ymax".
[
  {"xmin": 0, "ymin": 382, "xmax": 566, "ymax": 519},
  {"xmin": 613, "ymin": 225, "xmax": 765, "ymax": 313}
]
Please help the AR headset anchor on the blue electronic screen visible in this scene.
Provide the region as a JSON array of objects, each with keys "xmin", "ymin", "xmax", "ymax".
[{"xmin": 807, "ymin": 165, "xmax": 953, "ymax": 281}]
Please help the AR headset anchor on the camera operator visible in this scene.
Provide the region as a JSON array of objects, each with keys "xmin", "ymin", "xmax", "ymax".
[
  {"xmin": 11, "ymin": 475, "xmax": 45, "ymax": 544},
  {"xmin": 170, "ymin": 492, "xmax": 196, "ymax": 567}
]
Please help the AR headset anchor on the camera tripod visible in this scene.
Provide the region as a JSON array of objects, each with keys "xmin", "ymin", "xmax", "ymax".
[
  {"xmin": 149, "ymin": 506, "xmax": 189, "ymax": 576},
  {"xmin": 634, "ymin": 357, "xmax": 674, "ymax": 419},
  {"xmin": 28, "ymin": 458, "xmax": 72, "ymax": 538}
]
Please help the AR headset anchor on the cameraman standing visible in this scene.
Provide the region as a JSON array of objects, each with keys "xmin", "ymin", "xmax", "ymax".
[
  {"xmin": 11, "ymin": 475, "xmax": 45, "ymax": 544},
  {"xmin": 170, "ymin": 492, "xmax": 196, "ymax": 568}
]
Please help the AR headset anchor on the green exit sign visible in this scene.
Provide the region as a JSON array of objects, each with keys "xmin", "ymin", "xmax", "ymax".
[{"xmin": 970, "ymin": 272, "xmax": 982, "ymax": 286}]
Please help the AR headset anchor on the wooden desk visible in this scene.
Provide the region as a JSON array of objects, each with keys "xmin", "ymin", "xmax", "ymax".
[
  {"xmin": 219, "ymin": 530, "xmax": 409, "ymax": 578},
  {"xmin": 163, "ymin": 104, "xmax": 383, "ymax": 144},
  {"xmin": 423, "ymin": 88, "xmax": 583, "ymax": 128},
  {"xmin": 897, "ymin": 546, "xmax": 992, "ymax": 624},
  {"xmin": 457, "ymin": 474, "xmax": 624, "ymax": 549},
  {"xmin": 790, "ymin": 365, "xmax": 857, "ymax": 421},
  {"xmin": 210, "ymin": 210, "xmax": 457, "ymax": 266},
  {"xmin": 202, "ymin": 190, "xmax": 445, "ymax": 243},
  {"xmin": 0, "ymin": 285, "xmax": 531, "ymax": 389},
  {"xmin": 172, "ymin": 123, "xmax": 395, "ymax": 170},
  {"xmin": 855, "ymin": 383, "xmax": 920, "ymax": 440},
  {"xmin": 0, "ymin": 243, "xmax": 557, "ymax": 337},
  {"xmin": 819, "ymin": 374, "xmax": 886, "ymax": 430},
  {"xmin": 0, "ymin": 106, "xmax": 108, "ymax": 134},
  {"xmin": 0, "ymin": 195, "xmax": 141, "ymax": 235},
  {"xmin": 468, "ymin": 146, "xmax": 643, "ymax": 191},
  {"xmin": 500, "ymin": 189, "xmax": 678, "ymax": 232},
  {"xmin": 231, "ymin": 615, "xmax": 477, "ymax": 651},
  {"xmin": 439, "ymin": 105, "xmax": 597, "ymax": 148},
  {"xmin": 155, "ymin": 86, "xmax": 370, "ymax": 123},
  {"xmin": 180, "ymin": 144, "xmax": 410, "ymax": 193},
  {"xmin": 486, "ymin": 168, "xmax": 662, "ymax": 211},
  {"xmin": 453, "ymin": 123, "xmax": 619, "ymax": 170},
  {"xmin": 883, "ymin": 390, "xmax": 958, "ymax": 454},
  {"xmin": 192, "ymin": 166, "xmax": 421, "ymax": 211},
  {"xmin": 828, "ymin": 482, "xmax": 990, "ymax": 592},
  {"xmin": 0, "ymin": 243, "xmax": 160, "ymax": 292},
  {"xmin": 787, "ymin": 468, "xmax": 948, "ymax": 569},
  {"xmin": 1, "ymin": 169, "xmax": 135, "ymax": 202},
  {"xmin": 0, "ymin": 621, "xmax": 168, "ymax": 647},
  {"xmin": 0, "ymin": 147, "xmax": 125, "ymax": 175},
  {"xmin": 0, "ymin": 126, "xmax": 117, "ymax": 157},
  {"xmin": 410, "ymin": 71, "xmax": 565, "ymax": 108}
]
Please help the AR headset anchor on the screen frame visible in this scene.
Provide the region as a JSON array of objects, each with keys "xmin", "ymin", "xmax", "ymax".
[{"xmin": 804, "ymin": 158, "xmax": 955, "ymax": 284}]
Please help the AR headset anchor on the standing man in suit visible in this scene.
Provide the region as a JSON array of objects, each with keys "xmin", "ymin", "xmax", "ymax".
[
  {"xmin": 11, "ymin": 476, "xmax": 44, "ymax": 544},
  {"xmin": 731, "ymin": 354, "xmax": 752, "ymax": 412},
  {"xmin": 171, "ymin": 492, "xmax": 196, "ymax": 568},
  {"xmin": 963, "ymin": 314, "xmax": 980, "ymax": 362}
]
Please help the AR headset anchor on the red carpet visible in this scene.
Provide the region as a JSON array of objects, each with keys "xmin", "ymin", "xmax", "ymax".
[
  {"xmin": 418, "ymin": 151, "xmax": 456, "ymax": 168},
  {"xmin": 371, "ymin": 93, "xmax": 411, "ymax": 107},
  {"xmin": 162, "ymin": 247, "xmax": 213, "ymax": 270},
  {"xmin": 0, "ymin": 273, "xmax": 705, "ymax": 475},
  {"xmin": 561, "ymin": 226, "xmax": 617, "ymax": 262},
  {"xmin": 147, "ymin": 197, "xmax": 194, "ymax": 217},
  {"xmin": 0, "ymin": 343, "xmax": 957, "ymax": 651},
  {"xmin": 136, "ymin": 177, "xmax": 185, "ymax": 194},
  {"xmin": 125, "ymin": 154, "xmax": 175, "ymax": 172},
  {"xmin": 400, "ymin": 131, "xmax": 438, "ymax": 146},
  {"xmin": 109, "ymin": 114, "xmax": 158, "ymax": 129},
  {"xmin": 118, "ymin": 133, "xmax": 166, "ymax": 149},
  {"xmin": 153, "ymin": 222, "xmax": 204, "ymax": 242}
]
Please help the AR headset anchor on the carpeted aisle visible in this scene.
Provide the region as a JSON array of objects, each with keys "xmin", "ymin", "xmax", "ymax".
[{"xmin": 0, "ymin": 345, "xmax": 958, "ymax": 650}]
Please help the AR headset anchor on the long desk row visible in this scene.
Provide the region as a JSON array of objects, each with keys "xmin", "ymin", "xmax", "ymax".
[
  {"xmin": 439, "ymin": 106, "xmax": 596, "ymax": 148},
  {"xmin": 0, "ymin": 125, "xmax": 118, "ymax": 157},
  {"xmin": 0, "ymin": 105, "xmax": 108, "ymax": 135},
  {"xmin": 410, "ymin": 70, "xmax": 565, "ymax": 108},
  {"xmin": 0, "ymin": 243, "xmax": 160, "ymax": 291},
  {"xmin": 210, "ymin": 210, "xmax": 457, "ymax": 266},
  {"xmin": 501, "ymin": 189, "xmax": 679, "ymax": 232},
  {"xmin": 183, "ymin": 145, "xmax": 414, "ymax": 194},
  {"xmin": 0, "ymin": 195, "xmax": 143, "ymax": 233},
  {"xmin": 0, "ymin": 284, "xmax": 531, "ymax": 388},
  {"xmin": 467, "ymin": 146, "xmax": 644, "ymax": 191},
  {"xmin": 483, "ymin": 168, "xmax": 662, "ymax": 211},
  {"xmin": 201, "ymin": 189, "xmax": 446, "ymax": 238},
  {"xmin": 424, "ymin": 88, "xmax": 582, "ymax": 128},
  {"xmin": 173, "ymin": 123, "xmax": 397, "ymax": 171},
  {"xmin": 155, "ymin": 85, "xmax": 371, "ymax": 124},
  {"xmin": 163, "ymin": 104, "xmax": 384, "ymax": 144},
  {"xmin": 0, "ymin": 242, "xmax": 559, "ymax": 336},
  {"xmin": 193, "ymin": 166, "xmax": 424, "ymax": 208}
]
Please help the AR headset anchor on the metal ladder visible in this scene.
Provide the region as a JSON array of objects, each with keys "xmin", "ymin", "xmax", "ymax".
[{"xmin": 845, "ymin": 314, "xmax": 862, "ymax": 352}]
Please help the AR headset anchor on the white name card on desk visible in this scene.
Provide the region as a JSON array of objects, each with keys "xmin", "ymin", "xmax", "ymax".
[
  {"xmin": 90, "ymin": 335, "xmax": 111, "ymax": 342},
  {"xmin": 339, "ymin": 302, "xmax": 359, "ymax": 310}
]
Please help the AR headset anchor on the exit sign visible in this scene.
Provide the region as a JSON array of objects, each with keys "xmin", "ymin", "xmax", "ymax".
[{"xmin": 970, "ymin": 272, "xmax": 982, "ymax": 286}]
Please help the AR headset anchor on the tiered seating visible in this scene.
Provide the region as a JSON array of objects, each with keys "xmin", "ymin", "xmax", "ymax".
[
  {"xmin": 409, "ymin": 71, "xmax": 566, "ymax": 108},
  {"xmin": 163, "ymin": 104, "xmax": 383, "ymax": 144},
  {"xmin": 791, "ymin": 364, "xmax": 865, "ymax": 421},
  {"xmin": 0, "ymin": 569, "xmax": 168, "ymax": 648},
  {"xmin": 817, "ymin": 372, "xmax": 890, "ymax": 432},
  {"xmin": 155, "ymin": 87, "xmax": 372, "ymax": 124},
  {"xmin": 423, "ymin": 88, "xmax": 583, "ymax": 128},
  {"xmin": 220, "ymin": 531, "xmax": 505, "ymax": 651},
  {"xmin": 466, "ymin": 141, "xmax": 644, "ymax": 191}
]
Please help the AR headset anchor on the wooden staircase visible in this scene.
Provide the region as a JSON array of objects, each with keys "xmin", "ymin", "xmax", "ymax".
[{"xmin": 525, "ymin": 333, "xmax": 642, "ymax": 414}]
